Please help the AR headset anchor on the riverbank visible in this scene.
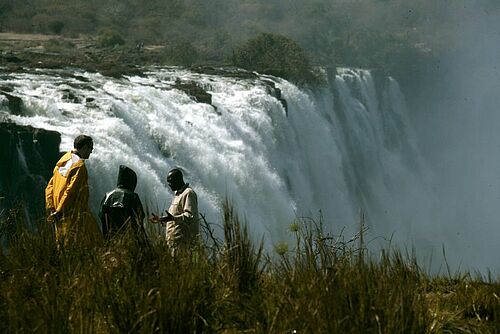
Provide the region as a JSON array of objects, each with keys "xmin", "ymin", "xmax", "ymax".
[
  {"xmin": 0, "ymin": 32, "xmax": 168, "ymax": 77},
  {"xmin": 0, "ymin": 32, "xmax": 264, "ymax": 81}
]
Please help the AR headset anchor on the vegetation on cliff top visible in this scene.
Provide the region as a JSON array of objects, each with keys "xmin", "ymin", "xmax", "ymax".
[
  {"xmin": 2, "ymin": 0, "xmax": 498, "ymax": 87},
  {"xmin": 232, "ymin": 33, "xmax": 324, "ymax": 87}
]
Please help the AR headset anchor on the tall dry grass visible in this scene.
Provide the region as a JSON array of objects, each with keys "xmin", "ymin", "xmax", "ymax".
[{"xmin": 1, "ymin": 203, "xmax": 500, "ymax": 333}]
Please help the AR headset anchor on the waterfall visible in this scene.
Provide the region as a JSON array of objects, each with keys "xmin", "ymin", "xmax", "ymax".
[{"xmin": 0, "ymin": 67, "xmax": 433, "ymax": 256}]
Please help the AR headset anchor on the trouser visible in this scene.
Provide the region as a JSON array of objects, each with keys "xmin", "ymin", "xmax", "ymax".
[{"xmin": 54, "ymin": 213, "xmax": 101, "ymax": 247}]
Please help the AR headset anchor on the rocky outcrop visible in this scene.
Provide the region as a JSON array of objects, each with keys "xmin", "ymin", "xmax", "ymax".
[
  {"xmin": 190, "ymin": 65, "xmax": 257, "ymax": 79},
  {"xmin": 0, "ymin": 122, "xmax": 61, "ymax": 220},
  {"xmin": 173, "ymin": 79, "xmax": 213, "ymax": 105},
  {"xmin": 0, "ymin": 92, "xmax": 23, "ymax": 115},
  {"xmin": 262, "ymin": 79, "xmax": 288, "ymax": 115}
]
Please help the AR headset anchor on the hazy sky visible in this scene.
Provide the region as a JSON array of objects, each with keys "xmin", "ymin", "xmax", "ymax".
[{"xmin": 415, "ymin": 5, "xmax": 500, "ymax": 273}]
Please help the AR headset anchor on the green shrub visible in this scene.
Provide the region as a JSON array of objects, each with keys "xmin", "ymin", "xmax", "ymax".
[
  {"xmin": 47, "ymin": 20, "xmax": 64, "ymax": 35},
  {"xmin": 97, "ymin": 30, "xmax": 125, "ymax": 48},
  {"xmin": 232, "ymin": 33, "xmax": 325, "ymax": 87},
  {"xmin": 43, "ymin": 39, "xmax": 75, "ymax": 52},
  {"xmin": 163, "ymin": 37, "xmax": 199, "ymax": 66}
]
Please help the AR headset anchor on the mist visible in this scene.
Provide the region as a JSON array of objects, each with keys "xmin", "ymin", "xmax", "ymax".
[{"xmin": 411, "ymin": 5, "xmax": 500, "ymax": 273}]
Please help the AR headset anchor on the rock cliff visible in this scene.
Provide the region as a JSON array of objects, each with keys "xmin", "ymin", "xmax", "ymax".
[{"xmin": 0, "ymin": 122, "xmax": 60, "ymax": 220}]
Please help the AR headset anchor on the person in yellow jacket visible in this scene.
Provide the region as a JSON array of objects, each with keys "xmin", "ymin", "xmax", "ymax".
[{"xmin": 45, "ymin": 135, "xmax": 100, "ymax": 245}]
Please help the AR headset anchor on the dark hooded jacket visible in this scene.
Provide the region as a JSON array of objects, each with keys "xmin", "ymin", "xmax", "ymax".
[{"xmin": 99, "ymin": 165, "xmax": 145, "ymax": 239}]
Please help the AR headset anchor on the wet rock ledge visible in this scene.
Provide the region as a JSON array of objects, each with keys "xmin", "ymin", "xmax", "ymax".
[{"xmin": 0, "ymin": 122, "xmax": 61, "ymax": 219}]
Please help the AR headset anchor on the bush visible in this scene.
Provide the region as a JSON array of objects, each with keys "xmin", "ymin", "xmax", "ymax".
[
  {"xmin": 163, "ymin": 38, "xmax": 199, "ymax": 66},
  {"xmin": 232, "ymin": 33, "xmax": 325, "ymax": 87},
  {"xmin": 47, "ymin": 20, "xmax": 64, "ymax": 35},
  {"xmin": 97, "ymin": 30, "xmax": 125, "ymax": 48},
  {"xmin": 43, "ymin": 39, "xmax": 75, "ymax": 52}
]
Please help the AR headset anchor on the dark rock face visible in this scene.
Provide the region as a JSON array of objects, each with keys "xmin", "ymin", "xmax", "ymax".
[
  {"xmin": 173, "ymin": 80, "xmax": 213, "ymax": 105},
  {"xmin": 190, "ymin": 65, "xmax": 258, "ymax": 79},
  {"xmin": 262, "ymin": 79, "xmax": 288, "ymax": 115},
  {"xmin": 0, "ymin": 122, "xmax": 61, "ymax": 220},
  {"xmin": 1, "ymin": 92, "xmax": 23, "ymax": 115},
  {"xmin": 0, "ymin": 84, "xmax": 24, "ymax": 115}
]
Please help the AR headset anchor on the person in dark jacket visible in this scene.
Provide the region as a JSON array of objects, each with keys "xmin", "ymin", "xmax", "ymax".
[{"xmin": 99, "ymin": 165, "xmax": 146, "ymax": 240}]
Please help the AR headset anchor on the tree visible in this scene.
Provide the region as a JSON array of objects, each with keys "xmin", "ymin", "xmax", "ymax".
[
  {"xmin": 48, "ymin": 21, "xmax": 64, "ymax": 35},
  {"xmin": 163, "ymin": 37, "xmax": 199, "ymax": 66},
  {"xmin": 232, "ymin": 33, "xmax": 324, "ymax": 87},
  {"xmin": 97, "ymin": 29, "xmax": 126, "ymax": 48}
]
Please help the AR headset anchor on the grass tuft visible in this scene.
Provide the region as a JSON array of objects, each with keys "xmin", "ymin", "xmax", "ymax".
[{"xmin": 1, "ymin": 203, "xmax": 500, "ymax": 332}]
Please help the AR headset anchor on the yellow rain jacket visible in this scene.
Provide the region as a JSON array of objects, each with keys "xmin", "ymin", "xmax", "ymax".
[{"xmin": 45, "ymin": 151, "xmax": 100, "ymax": 244}]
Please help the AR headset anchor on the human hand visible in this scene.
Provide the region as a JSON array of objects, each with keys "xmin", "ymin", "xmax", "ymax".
[
  {"xmin": 47, "ymin": 210, "xmax": 61, "ymax": 223},
  {"xmin": 46, "ymin": 207, "xmax": 55, "ymax": 218},
  {"xmin": 164, "ymin": 210, "xmax": 174, "ymax": 221},
  {"xmin": 149, "ymin": 213, "xmax": 160, "ymax": 224},
  {"xmin": 149, "ymin": 212, "xmax": 173, "ymax": 224}
]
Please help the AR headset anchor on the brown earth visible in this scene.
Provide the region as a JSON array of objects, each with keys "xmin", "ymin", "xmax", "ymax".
[
  {"xmin": 0, "ymin": 33, "xmax": 255, "ymax": 80},
  {"xmin": 0, "ymin": 32, "xmax": 58, "ymax": 41},
  {"xmin": 0, "ymin": 32, "xmax": 164, "ymax": 77}
]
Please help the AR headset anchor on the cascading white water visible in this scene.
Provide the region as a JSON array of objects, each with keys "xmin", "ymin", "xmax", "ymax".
[{"xmin": 0, "ymin": 66, "xmax": 438, "ymax": 262}]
